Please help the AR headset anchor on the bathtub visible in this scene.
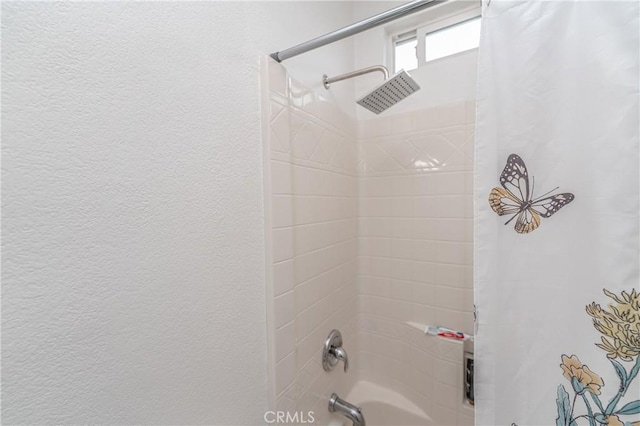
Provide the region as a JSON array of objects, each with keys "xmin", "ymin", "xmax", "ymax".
[{"xmin": 328, "ymin": 381, "xmax": 433, "ymax": 426}]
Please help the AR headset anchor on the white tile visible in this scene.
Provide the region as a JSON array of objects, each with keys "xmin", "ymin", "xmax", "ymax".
[
  {"xmin": 436, "ymin": 286, "xmax": 466, "ymax": 311},
  {"xmin": 294, "ymin": 250, "xmax": 324, "ymax": 284},
  {"xmin": 462, "ymin": 288, "xmax": 474, "ymax": 313},
  {"xmin": 362, "ymin": 143, "xmax": 403, "ymax": 172},
  {"xmin": 391, "ymin": 197, "xmax": 413, "ymax": 217},
  {"xmin": 413, "ymin": 218, "xmax": 436, "ymax": 240},
  {"xmin": 295, "ymin": 274, "xmax": 328, "ymax": 313},
  {"xmin": 269, "ymin": 61, "xmax": 288, "ymax": 96},
  {"xmin": 366, "ymin": 178, "xmax": 392, "ymax": 197},
  {"xmin": 433, "ymin": 358, "xmax": 459, "ymax": 387},
  {"xmin": 391, "ymin": 239, "xmax": 414, "ymax": 260},
  {"xmin": 368, "ymin": 237, "xmax": 391, "ymax": 258},
  {"xmin": 413, "ymin": 102, "xmax": 466, "ymax": 131},
  {"xmin": 269, "ymin": 97, "xmax": 285, "ymax": 121},
  {"xmin": 370, "ymin": 257, "xmax": 391, "ymax": 278},
  {"xmin": 291, "ymin": 166, "xmax": 307, "ymax": 195},
  {"xmin": 414, "ymin": 197, "xmax": 437, "ymax": 218},
  {"xmin": 412, "ymin": 261, "xmax": 436, "ymax": 284},
  {"xmin": 414, "ymin": 174, "xmax": 437, "ymax": 195},
  {"xmin": 273, "ymin": 260, "xmax": 294, "ymax": 296},
  {"xmin": 272, "ymin": 196, "xmax": 294, "ymax": 228},
  {"xmin": 441, "ymin": 129, "xmax": 467, "ymax": 149},
  {"xmin": 289, "ymin": 111, "xmax": 306, "ymax": 140},
  {"xmin": 368, "ymin": 197, "xmax": 393, "ymax": 217},
  {"xmin": 461, "ymin": 311, "xmax": 474, "ymax": 335},
  {"xmin": 413, "ymin": 282, "xmax": 435, "ymax": 305},
  {"xmin": 306, "ymin": 168, "xmax": 324, "ymax": 196},
  {"xmin": 431, "ymin": 403, "xmax": 458, "ymax": 426},
  {"xmin": 296, "ymin": 296, "xmax": 333, "ymax": 341},
  {"xmin": 276, "ymin": 391, "xmax": 297, "ymax": 414},
  {"xmin": 457, "ymin": 412, "xmax": 475, "ymax": 426},
  {"xmin": 275, "ymin": 352, "xmax": 296, "ymax": 396},
  {"xmin": 294, "ymin": 223, "xmax": 325, "ymax": 254},
  {"xmin": 437, "ymin": 172, "xmax": 467, "ymax": 195},
  {"xmin": 391, "ymin": 259, "xmax": 413, "ymax": 281},
  {"xmin": 274, "ymin": 291, "xmax": 295, "ymax": 329},
  {"xmin": 434, "ymin": 383, "xmax": 459, "ymax": 410},
  {"xmin": 463, "ymin": 171, "xmax": 474, "ymax": 195},
  {"xmin": 412, "ymin": 370, "xmax": 433, "ymax": 399},
  {"xmin": 412, "ymin": 240, "xmax": 437, "ymax": 262},
  {"xmin": 412, "ymin": 303, "xmax": 436, "ymax": 326},
  {"xmin": 435, "ymin": 264, "xmax": 472, "ymax": 288},
  {"xmin": 271, "ymin": 160, "xmax": 292, "ymax": 194},
  {"xmin": 434, "ymin": 219, "xmax": 473, "ymax": 242},
  {"xmin": 408, "ymin": 346, "xmax": 434, "ymax": 376},
  {"xmin": 391, "ymin": 279, "xmax": 413, "ymax": 302},
  {"xmin": 316, "ymin": 95, "xmax": 334, "ymax": 124},
  {"xmin": 362, "ymin": 218, "xmax": 392, "ymax": 238},
  {"xmin": 391, "ymin": 112, "xmax": 416, "ymax": 134},
  {"xmin": 312, "ymin": 131, "xmax": 339, "ymax": 165},
  {"xmin": 437, "ymin": 241, "xmax": 473, "ymax": 265},
  {"xmin": 270, "ymin": 109, "xmax": 291, "ymax": 153},
  {"xmin": 465, "ymin": 100, "xmax": 477, "ymax": 125},
  {"xmin": 273, "ymin": 228, "xmax": 294, "ymax": 262},
  {"xmin": 391, "ymin": 218, "xmax": 414, "ymax": 239},
  {"xmin": 292, "ymin": 122, "xmax": 323, "ymax": 160},
  {"xmin": 293, "ymin": 196, "xmax": 310, "ymax": 225},
  {"xmin": 436, "ymin": 195, "xmax": 470, "ymax": 218},
  {"xmin": 363, "ymin": 276, "xmax": 390, "ymax": 297},
  {"xmin": 411, "ymin": 135, "xmax": 455, "ymax": 168},
  {"xmin": 302, "ymin": 89, "xmax": 319, "ymax": 118},
  {"xmin": 390, "ymin": 175, "xmax": 414, "ymax": 196},
  {"xmin": 368, "ymin": 296, "xmax": 390, "ymax": 318},
  {"xmin": 307, "ymin": 196, "xmax": 324, "ymax": 224},
  {"xmin": 379, "ymin": 139, "xmax": 423, "ymax": 168},
  {"xmin": 275, "ymin": 321, "xmax": 295, "ymax": 362},
  {"xmin": 358, "ymin": 256, "xmax": 372, "ymax": 275}
]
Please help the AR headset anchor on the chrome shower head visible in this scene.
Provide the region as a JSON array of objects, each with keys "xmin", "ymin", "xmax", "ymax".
[
  {"xmin": 322, "ymin": 65, "xmax": 421, "ymax": 115},
  {"xmin": 356, "ymin": 70, "xmax": 420, "ymax": 115}
]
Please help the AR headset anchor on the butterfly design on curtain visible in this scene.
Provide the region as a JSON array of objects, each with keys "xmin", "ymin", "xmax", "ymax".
[{"xmin": 489, "ymin": 154, "xmax": 575, "ymax": 234}]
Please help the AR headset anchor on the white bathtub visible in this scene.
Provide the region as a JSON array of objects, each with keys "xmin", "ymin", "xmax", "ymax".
[{"xmin": 328, "ymin": 381, "xmax": 433, "ymax": 426}]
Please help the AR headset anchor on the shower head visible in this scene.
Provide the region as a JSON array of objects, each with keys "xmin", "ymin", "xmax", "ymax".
[
  {"xmin": 322, "ymin": 65, "xmax": 420, "ymax": 115},
  {"xmin": 357, "ymin": 70, "xmax": 420, "ymax": 115}
]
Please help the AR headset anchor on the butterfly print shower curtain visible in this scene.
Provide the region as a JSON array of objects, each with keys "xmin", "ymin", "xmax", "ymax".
[{"xmin": 474, "ymin": 2, "xmax": 640, "ymax": 425}]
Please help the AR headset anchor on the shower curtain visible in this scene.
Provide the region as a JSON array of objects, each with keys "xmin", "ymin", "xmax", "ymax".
[{"xmin": 474, "ymin": 1, "xmax": 640, "ymax": 425}]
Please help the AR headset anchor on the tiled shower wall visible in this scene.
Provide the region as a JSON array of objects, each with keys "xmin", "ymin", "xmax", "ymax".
[
  {"xmin": 263, "ymin": 57, "xmax": 475, "ymax": 425},
  {"xmin": 263, "ymin": 58, "xmax": 360, "ymax": 425},
  {"xmin": 357, "ymin": 102, "xmax": 475, "ymax": 425}
]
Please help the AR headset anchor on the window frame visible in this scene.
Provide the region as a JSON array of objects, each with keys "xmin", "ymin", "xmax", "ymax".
[{"xmin": 390, "ymin": 5, "xmax": 481, "ymax": 73}]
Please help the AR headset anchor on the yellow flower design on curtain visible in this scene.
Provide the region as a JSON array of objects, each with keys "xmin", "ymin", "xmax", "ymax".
[
  {"xmin": 560, "ymin": 355, "xmax": 604, "ymax": 395},
  {"xmin": 586, "ymin": 289, "xmax": 640, "ymax": 361},
  {"xmin": 554, "ymin": 289, "xmax": 640, "ymax": 426}
]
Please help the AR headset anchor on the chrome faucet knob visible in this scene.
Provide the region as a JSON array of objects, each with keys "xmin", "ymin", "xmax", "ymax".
[
  {"xmin": 330, "ymin": 346, "xmax": 349, "ymax": 372},
  {"xmin": 323, "ymin": 329, "xmax": 349, "ymax": 372}
]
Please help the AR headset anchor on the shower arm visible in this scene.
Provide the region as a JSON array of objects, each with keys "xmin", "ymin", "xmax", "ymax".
[{"xmin": 323, "ymin": 66, "xmax": 389, "ymax": 90}]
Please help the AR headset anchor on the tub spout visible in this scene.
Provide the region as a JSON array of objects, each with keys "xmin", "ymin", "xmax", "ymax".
[{"xmin": 328, "ymin": 393, "xmax": 366, "ymax": 426}]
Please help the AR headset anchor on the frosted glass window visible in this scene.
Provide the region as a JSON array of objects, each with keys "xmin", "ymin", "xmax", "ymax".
[
  {"xmin": 425, "ymin": 17, "xmax": 481, "ymax": 62},
  {"xmin": 394, "ymin": 37, "xmax": 418, "ymax": 73}
]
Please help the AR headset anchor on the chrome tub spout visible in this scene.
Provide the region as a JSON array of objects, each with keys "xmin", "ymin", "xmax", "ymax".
[{"xmin": 328, "ymin": 393, "xmax": 365, "ymax": 426}]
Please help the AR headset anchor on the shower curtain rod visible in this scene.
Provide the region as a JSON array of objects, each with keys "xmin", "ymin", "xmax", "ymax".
[{"xmin": 270, "ymin": 0, "xmax": 444, "ymax": 63}]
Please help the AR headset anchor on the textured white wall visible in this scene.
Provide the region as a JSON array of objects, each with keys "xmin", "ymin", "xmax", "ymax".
[{"xmin": 2, "ymin": 2, "xmax": 354, "ymax": 424}]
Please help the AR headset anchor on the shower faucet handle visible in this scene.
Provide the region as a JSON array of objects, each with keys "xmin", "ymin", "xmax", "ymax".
[
  {"xmin": 323, "ymin": 329, "xmax": 349, "ymax": 372},
  {"xmin": 331, "ymin": 346, "xmax": 349, "ymax": 372}
]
